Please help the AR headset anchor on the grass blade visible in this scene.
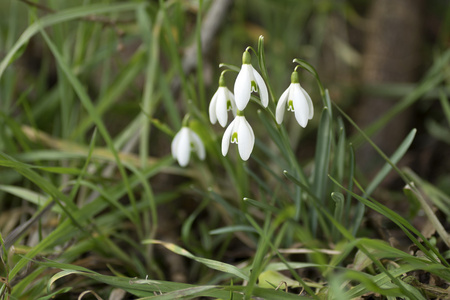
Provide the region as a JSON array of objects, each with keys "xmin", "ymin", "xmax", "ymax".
[{"xmin": 143, "ymin": 239, "xmax": 249, "ymax": 281}]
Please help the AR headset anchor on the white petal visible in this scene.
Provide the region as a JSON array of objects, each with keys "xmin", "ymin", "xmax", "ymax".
[
  {"xmin": 301, "ymin": 87, "xmax": 314, "ymax": 120},
  {"xmin": 171, "ymin": 130, "xmax": 182, "ymax": 159},
  {"xmin": 189, "ymin": 130, "xmax": 205, "ymax": 160},
  {"xmin": 175, "ymin": 128, "xmax": 191, "ymax": 167},
  {"xmin": 216, "ymin": 87, "xmax": 229, "ymax": 127},
  {"xmin": 237, "ymin": 116, "xmax": 254, "ymax": 161},
  {"xmin": 209, "ymin": 90, "xmax": 219, "ymax": 124},
  {"xmin": 234, "ymin": 65, "xmax": 252, "ymax": 110},
  {"xmin": 291, "ymin": 84, "xmax": 309, "ymax": 128},
  {"xmin": 221, "ymin": 119, "xmax": 235, "ymax": 156},
  {"xmin": 275, "ymin": 87, "xmax": 290, "ymax": 124},
  {"xmin": 252, "ymin": 67, "xmax": 269, "ymax": 107}
]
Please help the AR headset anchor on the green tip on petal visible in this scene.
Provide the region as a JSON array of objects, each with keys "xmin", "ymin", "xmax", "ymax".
[
  {"xmin": 236, "ymin": 109, "xmax": 245, "ymax": 116},
  {"xmin": 231, "ymin": 132, "xmax": 238, "ymax": 143},
  {"xmin": 291, "ymin": 71, "xmax": 299, "ymax": 84},
  {"xmin": 242, "ymin": 50, "xmax": 251, "ymax": 64},
  {"xmin": 251, "ymin": 80, "xmax": 258, "ymax": 92},
  {"xmin": 288, "ymin": 100, "xmax": 294, "ymax": 111}
]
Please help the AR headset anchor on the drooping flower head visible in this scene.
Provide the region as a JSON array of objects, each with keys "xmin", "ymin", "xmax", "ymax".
[
  {"xmin": 276, "ymin": 69, "xmax": 313, "ymax": 128},
  {"xmin": 171, "ymin": 125, "xmax": 205, "ymax": 167},
  {"xmin": 234, "ymin": 49, "xmax": 269, "ymax": 111},
  {"xmin": 221, "ymin": 111, "xmax": 255, "ymax": 161},
  {"xmin": 209, "ymin": 73, "xmax": 237, "ymax": 127}
]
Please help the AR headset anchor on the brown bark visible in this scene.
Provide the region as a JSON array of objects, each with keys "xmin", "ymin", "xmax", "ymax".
[{"xmin": 356, "ymin": 0, "xmax": 423, "ymax": 175}]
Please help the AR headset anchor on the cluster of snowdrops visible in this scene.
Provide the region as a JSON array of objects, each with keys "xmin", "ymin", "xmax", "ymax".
[{"xmin": 171, "ymin": 45, "xmax": 314, "ymax": 167}]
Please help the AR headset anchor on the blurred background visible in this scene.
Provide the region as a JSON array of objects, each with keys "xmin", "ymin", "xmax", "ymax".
[
  {"xmin": 1, "ymin": 0, "xmax": 449, "ymax": 186},
  {"xmin": 0, "ymin": 0, "xmax": 449, "ymax": 293}
]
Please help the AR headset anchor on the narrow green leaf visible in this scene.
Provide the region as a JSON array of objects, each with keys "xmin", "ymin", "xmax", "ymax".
[
  {"xmin": 312, "ymin": 106, "xmax": 332, "ymax": 203},
  {"xmin": 365, "ymin": 129, "xmax": 416, "ymax": 197},
  {"xmin": 143, "ymin": 240, "xmax": 249, "ymax": 281},
  {"xmin": 209, "ymin": 226, "xmax": 257, "ymax": 235},
  {"xmin": 331, "ymin": 192, "xmax": 344, "ymax": 240},
  {"xmin": 137, "ymin": 285, "xmax": 218, "ymax": 300}
]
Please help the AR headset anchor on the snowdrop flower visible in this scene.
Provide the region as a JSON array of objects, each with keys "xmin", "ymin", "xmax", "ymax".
[
  {"xmin": 234, "ymin": 50, "xmax": 269, "ymax": 111},
  {"xmin": 222, "ymin": 112, "xmax": 255, "ymax": 161},
  {"xmin": 171, "ymin": 126, "xmax": 205, "ymax": 167},
  {"xmin": 209, "ymin": 73, "xmax": 237, "ymax": 127},
  {"xmin": 276, "ymin": 69, "xmax": 313, "ymax": 128}
]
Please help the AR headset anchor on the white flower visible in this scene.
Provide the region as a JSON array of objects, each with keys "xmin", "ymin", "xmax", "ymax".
[
  {"xmin": 171, "ymin": 127, "xmax": 205, "ymax": 167},
  {"xmin": 221, "ymin": 114, "xmax": 255, "ymax": 161},
  {"xmin": 209, "ymin": 75, "xmax": 237, "ymax": 127},
  {"xmin": 234, "ymin": 50, "xmax": 269, "ymax": 111},
  {"xmin": 276, "ymin": 70, "xmax": 313, "ymax": 128}
]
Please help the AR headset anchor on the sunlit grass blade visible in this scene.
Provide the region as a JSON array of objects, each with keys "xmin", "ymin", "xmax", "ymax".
[
  {"xmin": 143, "ymin": 239, "xmax": 250, "ymax": 281},
  {"xmin": 19, "ymin": 125, "xmax": 171, "ymax": 171},
  {"xmin": 0, "ymin": 185, "xmax": 55, "ymax": 211},
  {"xmin": 43, "ymin": 259, "xmax": 311, "ymax": 299}
]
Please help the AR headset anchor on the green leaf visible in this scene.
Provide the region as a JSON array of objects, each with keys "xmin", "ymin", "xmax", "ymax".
[
  {"xmin": 258, "ymin": 270, "xmax": 301, "ymax": 289},
  {"xmin": 209, "ymin": 226, "xmax": 257, "ymax": 235},
  {"xmin": 311, "ymin": 106, "xmax": 332, "ymax": 234},
  {"xmin": 365, "ymin": 129, "xmax": 416, "ymax": 197},
  {"xmin": 143, "ymin": 239, "xmax": 250, "ymax": 281}
]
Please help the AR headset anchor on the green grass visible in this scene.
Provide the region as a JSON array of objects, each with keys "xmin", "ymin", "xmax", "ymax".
[{"xmin": 1, "ymin": 0, "xmax": 449, "ymax": 299}]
